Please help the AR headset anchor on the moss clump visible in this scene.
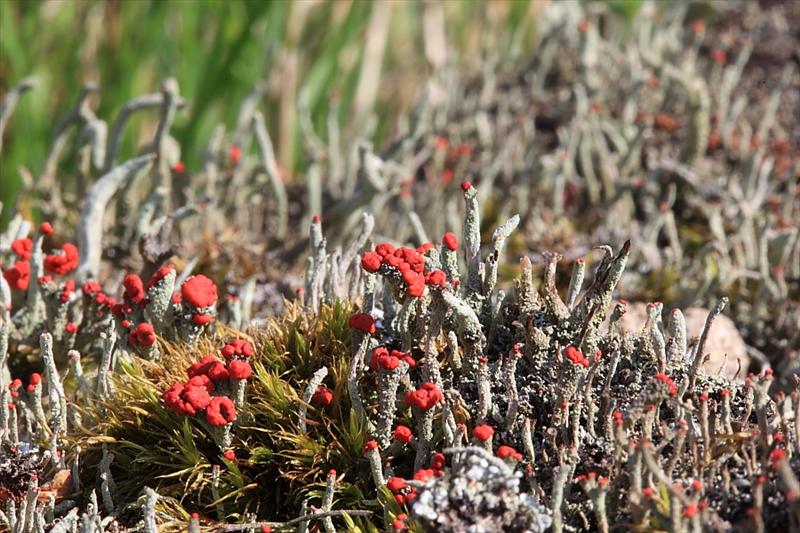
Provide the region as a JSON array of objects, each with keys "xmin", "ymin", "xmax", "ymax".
[{"xmin": 77, "ymin": 301, "xmax": 381, "ymax": 526}]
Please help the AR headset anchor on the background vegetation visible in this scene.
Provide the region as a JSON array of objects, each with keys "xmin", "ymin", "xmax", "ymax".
[{"xmin": 0, "ymin": 0, "xmax": 547, "ymax": 228}]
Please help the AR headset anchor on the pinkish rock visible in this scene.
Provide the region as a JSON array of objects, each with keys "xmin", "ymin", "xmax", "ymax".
[
  {"xmin": 683, "ymin": 307, "xmax": 748, "ymax": 381},
  {"xmin": 613, "ymin": 302, "xmax": 749, "ymax": 381}
]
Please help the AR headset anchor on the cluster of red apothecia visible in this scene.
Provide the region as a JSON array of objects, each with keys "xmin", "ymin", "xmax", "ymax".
[
  {"xmin": 2, "ymin": 221, "xmax": 221, "ymax": 343},
  {"xmin": 360, "ymin": 235, "xmax": 458, "ymax": 298},
  {"xmin": 564, "ymin": 346, "xmax": 603, "ymax": 369},
  {"xmin": 370, "ymin": 347, "xmax": 416, "ymax": 371},
  {"xmin": 3, "ymin": 222, "xmax": 76, "ymax": 294},
  {"xmin": 5, "ymin": 373, "xmax": 42, "ymax": 411},
  {"xmin": 383, "ymin": 451, "xmax": 447, "ymax": 507},
  {"xmin": 162, "ymin": 339, "xmax": 253, "ymax": 426},
  {"xmin": 100, "ymin": 268, "xmax": 217, "ymax": 349}
]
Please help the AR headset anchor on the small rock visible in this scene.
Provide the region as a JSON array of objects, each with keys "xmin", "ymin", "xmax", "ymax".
[{"xmin": 614, "ymin": 302, "xmax": 749, "ymax": 381}]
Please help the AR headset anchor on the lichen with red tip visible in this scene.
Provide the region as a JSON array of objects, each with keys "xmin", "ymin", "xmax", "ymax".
[{"xmin": 44, "ymin": 243, "xmax": 79, "ymax": 275}]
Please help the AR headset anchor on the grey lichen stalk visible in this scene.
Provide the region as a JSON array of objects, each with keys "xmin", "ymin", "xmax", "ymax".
[
  {"xmin": 76, "ymin": 154, "xmax": 155, "ymax": 281},
  {"xmin": 144, "ymin": 267, "xmax": 176, "ymax": 330}
]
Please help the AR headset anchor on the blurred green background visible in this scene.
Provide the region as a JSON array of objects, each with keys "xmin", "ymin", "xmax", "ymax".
[{"xmin": 0, "ymin": 0, "xmax": 546, "ymax": 228}]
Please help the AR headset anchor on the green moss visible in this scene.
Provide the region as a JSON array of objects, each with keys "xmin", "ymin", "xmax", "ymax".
[{"xmin": 78, "ymin": 301, "xmax": 379, "ymax": 525}]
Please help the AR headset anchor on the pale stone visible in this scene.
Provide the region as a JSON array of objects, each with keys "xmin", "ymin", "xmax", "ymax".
[
  {"xmin": 613, "ymin": 302, "xmax": 749, "ymax": 381},
  {"xmin": 683, "ymin": 307, "xmax": 749, "ymax": 382}
]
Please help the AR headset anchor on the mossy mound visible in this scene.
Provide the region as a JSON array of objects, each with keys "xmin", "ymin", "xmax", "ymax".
[{"xmin": 75, "ymin": 301, "xmax": 389, "ymax": 529}]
